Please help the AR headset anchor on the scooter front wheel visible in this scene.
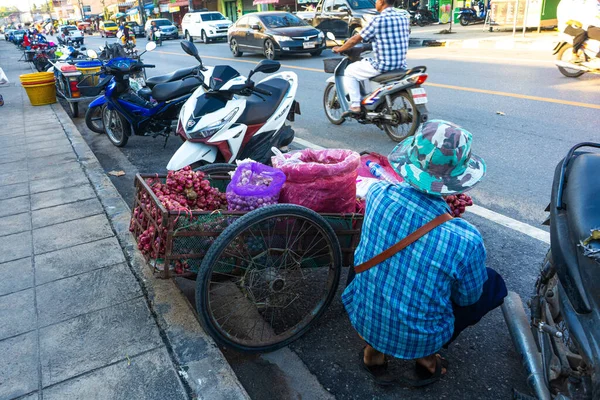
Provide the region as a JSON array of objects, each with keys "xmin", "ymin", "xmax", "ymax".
[
  {"xmin": 85, "ymin": 105, "xmax": 105, "ymax": 133},
  {"xmin": 102, "ymin": 107, "xmax": 130, "ymax": 147},
  {"xmin": 322, "ymin": 83, "xmax": 345, "ymax": 125}
]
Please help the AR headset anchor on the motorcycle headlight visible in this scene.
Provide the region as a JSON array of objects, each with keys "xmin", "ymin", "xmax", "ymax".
[
  {"xmin": 272, "ymin": 35, "xmax": 290, "ymax": 43},
  {"xmin": 188, "ymin": 108, "xmax": 238, "ymax": 139}
]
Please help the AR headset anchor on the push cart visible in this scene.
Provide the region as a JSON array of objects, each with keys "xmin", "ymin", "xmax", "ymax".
[
  {"xmin": 49, "ymin": 59, "xmax": 105, "ymax": 117},
  {"xmin": 130, "ymin": 164, "xmax": 364, "ymax": 353}
]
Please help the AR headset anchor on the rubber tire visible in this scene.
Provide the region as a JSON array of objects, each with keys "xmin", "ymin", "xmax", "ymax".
[
  {"xmin": 264, "ymin": 39, "xmax": 278, "ymax": 60},
  {"xmin": 186, "ymin": 31, "xmax": 193, "ymax": 42},
  {"xmin": 201, "ymin": 30, "xmax": 208, "ymax": 44},
  {"xmin": 85, "ymin": 105, "xmax": 105, "ymax": 134},
  {"xmin": 459, "ymin": 16, "xmax": 470, "ymax": 26},
  {"xmin": 102, "ymin": 107, "xmax": 130, "ymax": 147},
  {"xmin": 194, "ymin": 163, "xmax": 236, "ymax": 175},
  {"xmin": 323, "ymin": 82, "xmax": 345, "ymax": 125},
  {"xmin": 195, "ymin": 204, "xmax": 342, "ymax": 353},
  {"xmin": 68, "ymin": 101, "xmax": 79, "ymax": 118},
  {"xmin": 310, "ymin": 49, "xmax": 323, "ymax": 57},
  {"xmin": 230, "ymin": 39, "xmax": 243, "ymax": 57},
  {"xmin": 556, "ymin": 44, "xmax": 585, "ymax": 78},
  {"xmin": 383, "ymin": 91, "xmax": 420, "ymax": 142}
]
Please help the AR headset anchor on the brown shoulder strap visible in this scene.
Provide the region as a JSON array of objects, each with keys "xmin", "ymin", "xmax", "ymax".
[{"xmin": 354, "ymin": 213, "xmax": 453, "ymax": 274}]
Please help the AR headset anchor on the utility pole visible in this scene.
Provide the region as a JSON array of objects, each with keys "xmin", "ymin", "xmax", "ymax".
[
  {"xmin": 188, "ymin": 0, "xmax": 194, "ymax": 12},
  {"xmin": 138, "ymin": 0, "xmax": 146, "ymax": 25}
]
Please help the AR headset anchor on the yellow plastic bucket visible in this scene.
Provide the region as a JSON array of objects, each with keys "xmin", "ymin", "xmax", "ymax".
[
  {"xmin": 20, "ymin": 72, "xmax": 54, "ymax": 83},
  {"xmin": 23, "ymin": 82, "xmax": 57, "ymax": 106},
  {"xmin": 76, "ymin": 66, "xmax": 101, "ymax": 85}
]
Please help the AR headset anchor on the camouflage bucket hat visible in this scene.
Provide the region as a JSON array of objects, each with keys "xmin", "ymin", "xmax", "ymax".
[{"xmin": 388, "ymin": 120, "xmax": 486, "ymax": 195}]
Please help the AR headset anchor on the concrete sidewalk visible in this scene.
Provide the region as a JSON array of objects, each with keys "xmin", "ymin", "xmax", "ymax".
[
  {"xmin": 0, "ymin": 42, "xmax": 248, "ymax": 400},
  {"xmin": 409, "ymin": 24, "xmax": 559, "ymax": 51}
]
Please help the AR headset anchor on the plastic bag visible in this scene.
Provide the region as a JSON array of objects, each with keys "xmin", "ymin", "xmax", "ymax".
[
  {"xmin": 0, "ymin": 68, "xmax": 8, "ymax": 85},
  {"xmin": 272, "ymin": 149, "xmax": 360, "ymax": 213},
  {"xmin": 226, "ymin": 161, "xmax": 286, "ymax": 212}
]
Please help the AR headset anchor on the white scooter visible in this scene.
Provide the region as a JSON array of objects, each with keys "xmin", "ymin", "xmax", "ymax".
[{"xmin": 167, "ymin": 42, "xmax": 299, "ymax": 170}]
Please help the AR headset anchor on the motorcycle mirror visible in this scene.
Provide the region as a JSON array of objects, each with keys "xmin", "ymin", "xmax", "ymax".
[
  {"xmin": 252, "ymin": 59, "xmax": 280, "ymax": 75},
  {"xmin": 86, "ymin": 49, "xmax": 98, "ymax": 59},
  {"xmin": 145, "ymin": 41, "xmax": 157, "ymax": 52},
  {"xmin": 326, "ymin": 32, "xmax": 336, "ymax": 40},
  {"xmin": 181, "ymin": 40, "xmax": 199, "ymax": 58}
]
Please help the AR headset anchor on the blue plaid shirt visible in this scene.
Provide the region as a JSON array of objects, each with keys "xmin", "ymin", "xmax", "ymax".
[
  {"xmin": 342, "ymin": 182, "xmax": 488, "ymax": 359},
  {"xmin": 360, "ymin": 7, "xmax": 410, "ymax": 72}
]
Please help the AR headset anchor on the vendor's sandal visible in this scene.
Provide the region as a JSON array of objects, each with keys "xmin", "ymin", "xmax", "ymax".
[
  {"xmin": 359, "ymin": 350, "xmax": 395, "ymax": 386},
  {"xmin": 411, "ymin": 356, "xmax": 447, "ymax": 387}
]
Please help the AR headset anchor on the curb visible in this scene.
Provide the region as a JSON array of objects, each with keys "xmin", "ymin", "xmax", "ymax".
[
  {"xmin": 409, "ymin": 36, "xmax": 557, "ymax": 51},
  {"xmin": 50, "ymin": 102, "xmax": 251, "ymax": 400}
]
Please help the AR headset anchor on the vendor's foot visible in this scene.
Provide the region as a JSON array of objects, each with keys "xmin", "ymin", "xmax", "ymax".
[
  {"xmin": 415, "ymin": 354, "xmax": 448, "ymax": 376},
  {"xmin": 360, "ymin": 346, "xmax": 394, "ymax": 386}
]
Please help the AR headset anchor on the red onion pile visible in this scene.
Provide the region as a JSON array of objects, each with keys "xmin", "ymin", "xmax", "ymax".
[
  {"xmin": 130, "ymin": 166, "xmax": 227, "ymax": 262},
  {"xmin": 444, "ymin": 194, "xmax": 473, "ymax": 217}
]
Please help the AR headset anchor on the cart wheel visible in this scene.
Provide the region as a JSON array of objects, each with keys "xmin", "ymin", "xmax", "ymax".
[{"xmin": 196, "ymin": 204, "xmax": 342, "ymax": 353}]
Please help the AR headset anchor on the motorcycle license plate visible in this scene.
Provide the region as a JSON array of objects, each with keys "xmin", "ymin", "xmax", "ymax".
[
  {"xmin": 411, "ymin": 88, "xmax": 428, "ymax": 104},
  {"xmin": 303, "ymin": 41, "xmax": 316, "ymax": 49}
]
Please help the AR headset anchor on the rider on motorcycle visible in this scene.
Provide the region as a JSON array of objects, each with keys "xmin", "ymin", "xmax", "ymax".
[{"xmin": 332, "ymin": 0, "xmax": 410, "ymax": 114}]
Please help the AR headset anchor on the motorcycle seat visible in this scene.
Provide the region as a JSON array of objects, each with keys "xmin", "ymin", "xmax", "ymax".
[
  {"xmin": 371, "ymin": 68, "xmax": 407, "ymax": 83},
  {"xmin": 564, "ymin": 152, "xmax": 600, "ymax": 251},
  {"xmin": 151, "ymin": 77, "xmax": 201, "ymax": 102},
  {"xmin": 138, "ymin": 87, "xmax": 152, "ymax": 101},
  {"xmin": 237, "ymin": 78, "xmax": 290, "ymax": 126},
  {"xmin": 145, "ymin": 66, "xmax": 197, "ymax": 89}
]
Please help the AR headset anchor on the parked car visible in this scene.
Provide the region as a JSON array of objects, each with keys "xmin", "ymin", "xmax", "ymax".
[
  {"xmin": 298, "ymin": 0, "xmax": 409, "ymax": 38},
  {"xmin": 145, "ymin": 18, "xmax": 179, "ymax": 40},
  {"xmin": 11, "ymin": 29, "xmax": 26, "ymax": 44},
  {"xmin": 57, "ymin": 25, "xmax": 84, "ymax": 44},
  {"xmin": 4, "ymin": 29, "xmax": 15, "ymax": 40},
  {"xmin": 125, "ymin": 21, "xmax": 144, "ymax": 37},
  {"xmin": 228, "ymin": 12, "xmax": 325, "ymax": 60},
  {"xmin": 99, "ymin": 21, "xmax": 118, "ymax": 38},
  {"xmin": 182, "ymin": 11, "xmax": 232, "ymax": 43}
]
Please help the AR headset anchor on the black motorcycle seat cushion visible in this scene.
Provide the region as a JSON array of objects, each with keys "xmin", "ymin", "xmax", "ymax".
[
  {"xmin": 152, "ymin": 78, "xmax": 200, "ymax": 102},
  {"xmin": 564, "ymin": 152, "xmax": 600, "ymax": 248},
  {"xmin": 237, "ymin": 79, "xmax": 290, "ymax": 126},
  {"xmin": 138, "ymin": 87, "xmax": 152, "ymax": 101},
  {"xmin": 145, "ymin": 66, "xmax": 196, "ymax": 88},
  {"xmin": 371, "ymin": 68, "xmax": 408, "ymax": 83}
]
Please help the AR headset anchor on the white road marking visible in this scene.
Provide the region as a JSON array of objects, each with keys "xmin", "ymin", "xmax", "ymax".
[{"xmin": 292, "ymin": 137, "xmax": 551, "ymax": 245}]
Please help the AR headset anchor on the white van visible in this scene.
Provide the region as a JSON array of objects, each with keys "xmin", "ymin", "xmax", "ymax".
[{"xmin": 182, "ymin": 11, "xmax": 233, "ymax": 43}]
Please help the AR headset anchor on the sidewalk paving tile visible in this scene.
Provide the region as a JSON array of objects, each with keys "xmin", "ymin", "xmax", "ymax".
[
  {"xmin": 26, "ymin": 133, "xmax": 70, "ymax": 145},
  {"xmin": 0, "ymin": 170, "xmax": 29, "ymax": 186},
  {"xmin": 0, "ymin": 160, "xmax": 27, "ymax": 175},
  {"xmin": 0, "ymin": 152, "xmax": 27, "ymax": 165},
  {"xmin": 35, "ymin": 237, "xmax": 126, "ymax": 285},
  {"xmin": 26, "ymin": 138, "xmax": 71, "ymax": 152},
  {"xmin": 27, "ymin": 144, "xmax": 74, "ymax": 159},
  {"xmin": 29, "ymin": 171, "xmax": 87, "ymax": 194},
  {"xmin": 0, "ymin": 231, "xmax": 32, "ymax": 264},
  {"xmin": 28, "ymin": 162, "xmax": 82, "ymax": 182},
  {"xmin": 16, "ymin": 392, "xmax": 38, "ymax": 400},
  {"xmin": 30, "ymin": 184, "xmax": 95, "ymax": 210},
  {"xmin": 0, "ymin": 137, "xmax": 27, "ymax": 149},
  {"xmin": 40, "ymin": 298, "xmax": 163, "ymax": 387},
  {"xmin": 33, "ymin": 214, "xmax": 114, "ymax": 254},
  {"xmin": 42, "ymin": 347, "xmax": 187, "ymax": 400},
  {"xmin": 0, "ymin": 332, "xmax": 39, "ymax": 400},
  {"xmin": 0, "ymin": 196, "xmax": 30, "ymax": 218},
  {"xmin": 27, "ymin": 152, "xmax": 77, "ymax": 170},
  {"xmin": 32, "ymin": 198, "xmax": 104, "ymax": 229},
  {"xmin": 36, "ymin": 263, "xmax": 142, "ymax": 327},
  {"xmin": 0, "ymin": 289, "xmax": 36, "ymax": 340},
  {"xmin": 0, "ymin": 212, "xmax": 31, "ymax": 237},
  {"xmin": 25, "ymin": 127, "xmax": 67, "ymax": 138},
  {"xmin": 0, "ymin": 258, "xmax": 33, "ymax": 297},
  {"xmin": 0, "ymin": 182, "xmax": 28, "ymax": 200}
]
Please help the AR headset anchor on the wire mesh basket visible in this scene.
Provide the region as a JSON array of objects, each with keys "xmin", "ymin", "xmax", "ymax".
[{"xmin": 323, "ymin": 57, "xmax": 343, "ymax": 73}]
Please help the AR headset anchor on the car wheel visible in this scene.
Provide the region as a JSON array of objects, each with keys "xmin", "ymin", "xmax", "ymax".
[
  {"xmin": 264, "ymin": 39, "xmax": 278, "ymax": 60},
  {"xmin": 201, "ymin": 30, "xmax": 208, "ymax": 44},
  {"xmin": 230, "ymin": 39, "xmax": 243, "ymax": 57},
  {"xmin": 186, "ymin": 31, "xmax": 193, "ymax": 42}
]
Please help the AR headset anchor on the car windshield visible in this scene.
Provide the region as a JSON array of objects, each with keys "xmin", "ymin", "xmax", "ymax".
[
  {"xmin": 14, "ymin": 30, "xmax": 25, "ymax": 34},
  {"xmin": 348, "ymin": 0, "xmax": 375, "ymax": 9},
  {"xmin": 154, "ymin": 20, "xmax": 172, "ymax": 26},
  {"xmin": 201, "ymin": 13, "xmax": 226, "ymax": 21},
  {"xmin": 127, "ymin": 22, "xmax": 139, "ymax": 26},
  {"xmin": 66, "ymin": 26, "xmax": 78, "ymax": 30},
  {"xmin": 104, "ymin": 22, "xmax": 117, "ymax": 27},
  {"xmin": 260, "ymin": 13, "xmax": 307, "ymax": 28}
]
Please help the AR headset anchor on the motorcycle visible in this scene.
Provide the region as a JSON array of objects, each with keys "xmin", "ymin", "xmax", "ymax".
[
  {"xmin": 410, "ymin": 8, "xmax": 437, "ymax": 26},
  {"xmin": 323, "ymin": 32, "xmax": 428, "ymax": 142},
  {"xmin": 502, "ymin": 142, "xmax": 600, "ymax": 400},
  {"xmin": 458, "ymin": 0, "xmax": 486, "ymax": 26},
  {"xmin": 166, "ymin": 41, "xmax": 299, "ymax": 170},
  {"xmin": 86, "ymin": 42, "xmax": 206, "ymax": 147},
  {"xmin": 554, "ymin": 33, "xmax": 600, "ymax": 78}
]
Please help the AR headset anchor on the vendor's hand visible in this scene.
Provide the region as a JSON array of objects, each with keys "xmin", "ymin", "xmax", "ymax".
[{"xmin": 332, "ymin": 46, "xmax": 342, "ymax": 53}]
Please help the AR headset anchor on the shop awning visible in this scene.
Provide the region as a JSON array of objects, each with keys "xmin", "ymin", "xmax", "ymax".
[
  {"xmin": 127, "ymin": 8, "xmax": 139, "ymax": 15},
  {"xmin": 115, "ymin": 12, "xmax": 127, "ymax": 17},
  {"xmin": 253, "ymin": 0, "xmax": 278, "ymax": 4},
  {"xmin": 144, "ymin": 3, "xmax": 155, "ymax": 9}
]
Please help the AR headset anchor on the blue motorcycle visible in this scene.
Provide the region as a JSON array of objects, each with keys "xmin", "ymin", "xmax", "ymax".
[
  {"xmin": 86, "ymin": 42, "xmax": 207, "ymax": 147},
  {"xmin": 458, "ymin": 0, "xmax": 486, "ymax": 26}
]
